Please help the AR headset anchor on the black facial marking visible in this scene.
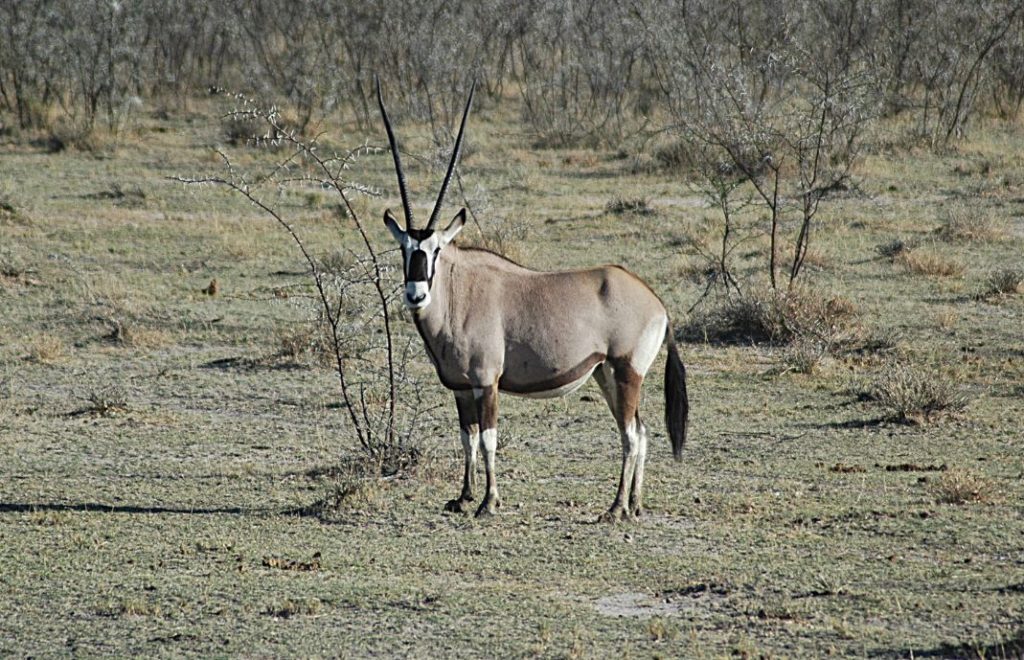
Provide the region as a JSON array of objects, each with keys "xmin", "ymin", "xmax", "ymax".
[
  {"xmin": 408, "ymin": 249, "xmax": 430, "ymax": 282},
  {"xmin": 407, "ymin": 228, "xmax": 435, "ymax": 242}
]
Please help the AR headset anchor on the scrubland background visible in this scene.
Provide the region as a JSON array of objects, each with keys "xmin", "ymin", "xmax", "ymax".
[{"xmin": 1, "ymin": 1, "xmax": 1023, "ymax": 657}]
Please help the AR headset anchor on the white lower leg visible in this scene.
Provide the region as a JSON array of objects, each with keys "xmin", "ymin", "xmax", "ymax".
[
  {"xmin": 480, "ymin": 427, "xmax": 498, "ymax": 503},
  {"xmin": 630, "ymin": 421, "xmax": 647, "ymax": 513},
  {"xmin": 460, "ymin": 427, "xmax": 479, "ymax": 499},
  {"xmin": 613, "ymin": 418, "xmax": 640, "ymax": 511}
]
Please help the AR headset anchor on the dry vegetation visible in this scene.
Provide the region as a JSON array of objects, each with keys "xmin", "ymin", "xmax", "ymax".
[{"xmin": 1, "ymin": 1, "xmax": 1024, "ymax": 657}]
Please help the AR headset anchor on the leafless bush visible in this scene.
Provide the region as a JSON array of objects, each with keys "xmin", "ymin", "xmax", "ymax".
[
  {"xmin": 876, "ymin": 238, "xmax": 920, "ymax": 261},
  {"xmin": 980, "ymin": 268, "xmax": 1024, "ymax": 299},
  {"xmin": 885, "ymin": 2, "xmax": 1024, "ymax": 146},
  {"xmin": 867, "ymin": 363, "xmax": 969, "ymax": 424},
  {"xmin": 179, "ymin": 95, "xmax": 431, "ymax": 470},
  {"xmin": 935, "ymin": 202, "xmax": 1006, "ymax": 242},
  {"xmin": 605, "ymin": 197, "xmax": 654, "ymax": 216},
  {"xmin": 930, "ymin": 468, "xmax": 996, "ymax": 504},
  {"xmin": 647, "ymin": 1, "xmax": 880, "ymax": 290},
  {"xmin": 80, "ymin": 387, "xmax": 130, "ymax": 418},
  {"xmin": 777, "ymin": 337, "xmax": 829, "ymax": 375},
  {"xmin": 682, "ymin": 287, "xmax": 859, "ymax": 347},
  {"xmin": 515, "ymin": 2, "xmax": 653, "ymax": 148}
]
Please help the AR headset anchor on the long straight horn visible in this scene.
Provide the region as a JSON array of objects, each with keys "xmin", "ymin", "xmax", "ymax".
[
  {"xmin": 426, "ymin": 80, "xmax": 476, "ymax": 231},
  {"xmin": 375, "ymin": 75, "xmax": 415, "ymax": 229}
]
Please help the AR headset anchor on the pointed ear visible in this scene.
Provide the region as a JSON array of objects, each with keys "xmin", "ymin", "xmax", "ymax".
[
  {"xmin": 440, "ymin": 208, "xmax": 467, "ymax": 245},
  {"xmin": 383, "ymin": 208, "xmax": 405, "ymax": 242}
]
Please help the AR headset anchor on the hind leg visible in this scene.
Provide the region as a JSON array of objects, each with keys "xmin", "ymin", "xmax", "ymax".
[
  {"xmin": 629, "ymin": 416, "xmax": 648, "ymax": 517},
  {"xmin": 595, "ymin": 361, "xmax": 643, "ymax": 523}
]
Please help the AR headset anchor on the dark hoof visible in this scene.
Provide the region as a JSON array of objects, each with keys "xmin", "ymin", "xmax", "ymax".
[
  {"xmin": 444, "ymin": 498, "xmax": 473, "ymax": 514},
  {"xmin": 474, "ymin": 497, "xmax": 500, "ymax": 518},
  {"xmin": 598, "ymin": 506, "xmax": 635, "ymax": 524}
]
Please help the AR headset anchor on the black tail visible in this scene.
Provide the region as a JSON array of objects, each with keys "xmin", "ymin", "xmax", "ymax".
[{"xmin": 664, "ymin": 324, "xmax": 689, "ymax": 461}]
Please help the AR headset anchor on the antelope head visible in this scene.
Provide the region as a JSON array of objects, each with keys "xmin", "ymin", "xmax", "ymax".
[{"xmin": 377, "ymin": 78, "xmax": 474, "ymax": 311}]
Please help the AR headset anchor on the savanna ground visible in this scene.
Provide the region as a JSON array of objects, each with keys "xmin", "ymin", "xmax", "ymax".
[{"xmin": 1, "ymin": 98, "xmax": 1023, "ymax": 658}]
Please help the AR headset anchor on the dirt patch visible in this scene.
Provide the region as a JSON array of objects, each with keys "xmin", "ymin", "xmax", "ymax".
[{"xmin": 594, "ymin": 583, "xmax": 728, "ymax": 619}]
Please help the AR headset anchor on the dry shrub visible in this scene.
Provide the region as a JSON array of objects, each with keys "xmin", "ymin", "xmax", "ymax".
[
  {"xmin": 274, "ymin": 322, "xmax": 334, "ymax": 368},
  {"xmin": 27, "ymin": 333, "xmax": 66, "ymax": 363},
  {"xmin": 979, "ymin": 268, "xmax": 1024, "ymax": 299},
  {"xmin": 652, "ymin": 137, "xmax": 693, "ymax": 171},
  {"xmin": 777, "ymin": 337, "xmax": 828, "ymax": 374},
  {"xmin": 896, "ymin": 249, "xmax": 965, "ymax": 278},
  {"xmin": 0, "ymin": 191, "xmax": 26, "ymax": 225},
  {"xmin": 297, "ymin": 476, "xmax": 384, "ymax": 520},
  {"xmin": 934, "ymin": 307, "xmax": 959, "ymax": 330},
  {"xmin": 105, "ymin": 319, "xmax": 170, "ymax": 349},
  {"xmin": 935, "ymin": 202, "xmax": 1006, "ymax": 243},
  {"xmin": 875, "ymin": 237, "xmax": 919, "ymax": 261},
  {"xmin": 265, "ymin": 598, "xmax": 322, "ymax": 618},
  {"xmin": 222, "ymin": 114, "xmax": 267, "ymax": 146},
  {"xmin": 868, "ymin": 363, "xmax": 968, "ymax": 424},
  {"xmin": 606, "ymin": 196, "xmax": 655, "ymax": 216},
  {"xmin": 683, "ymin": 288, "xmax": 859, "ymax": 347},
  {"xmin": 81, "ymin": 387, "xmax": 129, "ymax": 417},
  {"xmin": 930, "ymin": 468, "xmax": 995, "ymax": 504}
]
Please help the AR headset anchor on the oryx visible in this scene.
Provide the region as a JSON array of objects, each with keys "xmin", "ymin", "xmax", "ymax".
[{"xmin": 377, "ymin": 80, "xmax": 688, "ymax": 522}]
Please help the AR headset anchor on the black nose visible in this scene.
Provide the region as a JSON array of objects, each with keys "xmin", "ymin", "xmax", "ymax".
[{"xmin": 408, "ymin": 292, "xmax": 426, "ymax": 303}]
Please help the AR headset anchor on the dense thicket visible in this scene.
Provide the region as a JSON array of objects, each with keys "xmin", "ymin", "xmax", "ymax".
[{"xmin": 1, "ymin": 0, "xmax": 1022, "ymax": 147}]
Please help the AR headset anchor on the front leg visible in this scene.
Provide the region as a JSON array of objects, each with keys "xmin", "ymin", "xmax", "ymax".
[
  {"xmin": 445, "ymin": 391, "xmax": 479, "ymax": 514},
  {"xmin": 474, "ymin": 384, "xmax": 501, "ymax": 517}
]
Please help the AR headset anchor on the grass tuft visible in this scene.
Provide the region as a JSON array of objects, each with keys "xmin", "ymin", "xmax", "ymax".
[
  {"xmin": 876, "ymin": 238, "xmax": 918, "ymax": 260},
  {"xmin": 867, "ymin": 363, "xmax": 968, "ymax": 424},
  {"xmin": 265, "ymin": 598, "xmax": 322, "ymax": 618},
  {"xmin": 777, "ymin": 337, "xmax": 828, "ymax": 374},
  {"xmin": 896, "ymin": 248, "xmax": 965, "ymax": 278},
  {"xmin": 935, "ymin": 202, "xmax": 1006, "ymax": 243},
  {"xmin": 682, "ymin": 288, "xmax": 859, "ymax": 347},
  {"xmin": 605, "ymin": 196, "xmax": 655, "ymax": 216},
  {"xmin": 930, "ymin": 468, "xmax": 995, "ymax": 505},
  {"xmin": 979, "ymin": 268, "xmax": 1024, "ymax": 299},
  {"xmin": 78, "ymin": 387, "xmax": 130, "ymax": 417},
  {"xmin": 27, "ymin": 334, "xmax": 66, "ymax": 363}
]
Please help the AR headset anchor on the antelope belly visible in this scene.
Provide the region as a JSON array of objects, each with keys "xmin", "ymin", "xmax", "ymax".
[{"xmin": 504, "ymin": 366, "xmax": 597, "ymax": 399}]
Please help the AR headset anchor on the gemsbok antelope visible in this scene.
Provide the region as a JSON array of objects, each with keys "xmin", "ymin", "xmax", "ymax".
[{"xmin": 377, "ymin": 80, "xmax": 689, "ymax": 522}]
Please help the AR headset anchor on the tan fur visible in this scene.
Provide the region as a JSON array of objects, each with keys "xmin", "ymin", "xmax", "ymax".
[
  {"xmin": 409, "ymin": 243, "xmax": 684, "ymax": 521},
  {"xmin": 414, "ymin": 246, "xmax": 668, "ymax": 394}
]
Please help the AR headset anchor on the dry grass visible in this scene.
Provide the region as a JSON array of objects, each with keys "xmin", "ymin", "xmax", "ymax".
[
  {"xmin": 935, "ymin": 202, "xmax": 1006, "ymax": 243},
  {"xmin": 78, "ymin": 387, "xmax": 130, "ymax": 418},
  {"xmin": 98, "ymin": 598, "xmax": 164, "ymax": 618},
  {"xmin": 777, "ymin": 337, "xmax": 829, "ymax": 375},
  {"xmin": 273, "ymin": 322, "xmax": 336, "ymax": 368},
  {"xmin": 875, "ymin": 237, "xmax": 919, "ymax": 261},
  {"xmin": 934, "ymin": 307, "xmax": 959, "ymax": 330},
  {"xmin": 605, "ymin": 196, "xmax": 655, "ymax": 216},
  {"xmin": 683, "ymin": 288, "xmax": 859, "ymax": 347},
  {"xmin": 26, "ymin": 333, "xmax": 66, "ymax": 363},
  {"xmin": 979, "ymin": 268, "xmax": 1024, "ymax": 299},
  {"xmin": 930, "ymin": 468, "xmax": 996, "ymax": 505},
  {"xmin": 896, "ymin": 248, "xmax": 966, "ymax": 278},
  {"xmin": 868, "ymin": 363, "xmax": 969, "ymax": 424},
  {"xmin": 876, "ymin": 237, "xmax": 967, "ymax": 280},
  {"xmin": 104, "ymin": 319, "xmax": 171, "ymax": 349},
  {"xmin": 265, "ymin": 598, "xmax": 323, "ymax": 619}
]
